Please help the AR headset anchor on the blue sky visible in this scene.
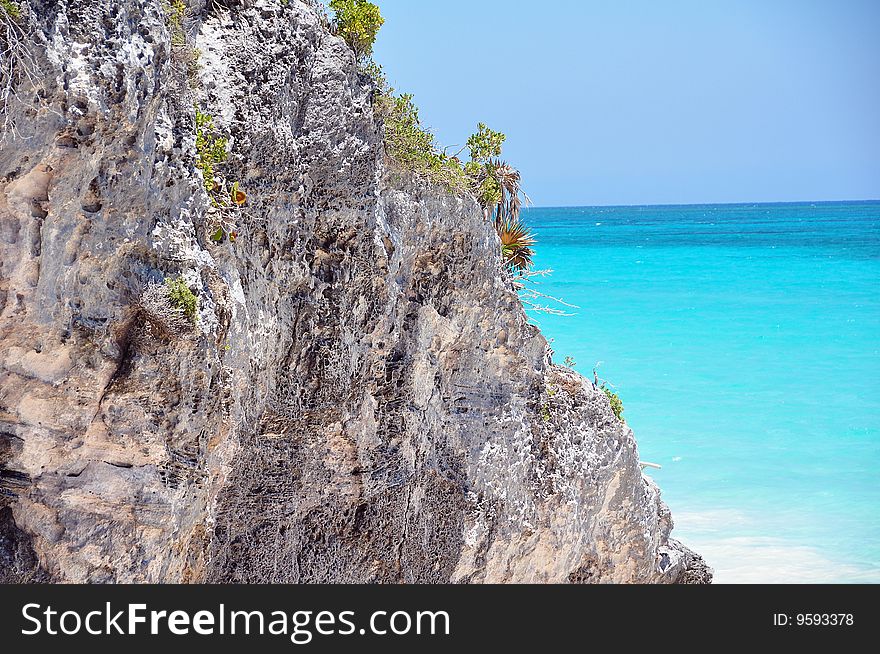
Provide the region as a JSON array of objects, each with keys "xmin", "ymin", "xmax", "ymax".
[{"xmin": 362, "ymin": 0, "xmax": 880, "ymax": 207}]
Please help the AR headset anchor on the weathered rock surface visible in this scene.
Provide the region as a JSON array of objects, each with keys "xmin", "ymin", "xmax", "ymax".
[{"xmin": 0, "ymin": 0, "xmax": 709, "ymax": 583}]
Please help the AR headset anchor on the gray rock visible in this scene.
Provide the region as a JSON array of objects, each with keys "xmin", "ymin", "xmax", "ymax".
[{"xmin": 0, "ymin": 0, "xmax": 709, "ymax": 583}]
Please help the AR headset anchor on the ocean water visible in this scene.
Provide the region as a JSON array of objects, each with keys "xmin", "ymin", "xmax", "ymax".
[{"xmin": 522, "ymin": 201, "xmax": 880, "ymax": 583}]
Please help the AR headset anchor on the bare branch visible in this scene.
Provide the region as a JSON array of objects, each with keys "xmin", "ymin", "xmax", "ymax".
[
  {"xmin": 519, "ymin": 296, "xmax": 576, "ymax": 316},
  {"xmin": 0, "ymin": 9, "xmax": 42, "ymax": 139},
  {"xmin": 512, "ymin": 267, "xmax": 579, "ymax": 315}
]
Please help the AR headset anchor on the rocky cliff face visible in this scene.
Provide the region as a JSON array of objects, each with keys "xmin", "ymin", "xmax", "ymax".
[{"xmin": 0, "ymin": 0, "xmax": 710, "ymax": 583}]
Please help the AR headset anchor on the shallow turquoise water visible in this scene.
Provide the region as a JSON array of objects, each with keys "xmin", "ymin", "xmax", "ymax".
[{"xmin": 524, "ymin": 202, "xmax": 880, "ymax": 583}]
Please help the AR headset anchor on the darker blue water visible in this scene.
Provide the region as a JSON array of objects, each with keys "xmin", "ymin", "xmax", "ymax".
[{"xmin": 523, "ymin": 201, "xmax": 880, "ymax": 582}]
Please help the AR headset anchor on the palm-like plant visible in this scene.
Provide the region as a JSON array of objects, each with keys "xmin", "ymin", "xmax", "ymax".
[
  {"xmin": 488, "ymin": 159, "xmax": 530, "ymax": 226},
  {"xmin": 471, "ymin": 159, "xmax": 531, "ymax": 225},
  {"xmin": 497, "ymin": 218, "xmax": 536, "ymax": 273}
]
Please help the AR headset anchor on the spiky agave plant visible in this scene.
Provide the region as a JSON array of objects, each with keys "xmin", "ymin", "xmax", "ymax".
[{"xmin": 497, "ymin": 218, "xmax": 536, "ymax": 273}]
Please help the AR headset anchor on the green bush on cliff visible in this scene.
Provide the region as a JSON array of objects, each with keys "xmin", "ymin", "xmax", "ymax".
[
  {"xmin": 194, "ymin": 109, "xmax": 245, "ymax": 243},
  {"xmin": 330, "ymin": 0, "xmax": 384, "ymax": 59},
  {"xmin": 195, "ymin": 109, "xmax": 228, "ymax": 194},
  {"xmin": 163, "ymin": 0, "xmax": 187, "ymax": 47},
  {"xmin": 466, "ymin": 122, "xmax": 506, "ymax": 163},
  {"xmin": 601, "ymin": 384, "xmax": 625, "ymax": 422},
  {"xmin": 363, "ymin": 62, "xmax": 467, "ymax": 189},
  {"xmin": 383, "ymin": 93, "xmax": 436, "ymax": 167},
  {"xmin": 1, "ymin": 0, "xmax": 21, "ymax": 20},
  {"xmin": 165, "ymin": 276, "xmax": 198, "ymax": 324},
  {"xmin": 382, "ymin": 93, "xmax": 469, "ymax": 189},
  {"xmin": 1, "ymin": 0, "xmax": 20, "ymax": 20}
]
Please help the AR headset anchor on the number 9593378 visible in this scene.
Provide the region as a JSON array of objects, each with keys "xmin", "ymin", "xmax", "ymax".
[{"xmin": 796, "ymin": 614, "xmax": 854, "ymax": 626}]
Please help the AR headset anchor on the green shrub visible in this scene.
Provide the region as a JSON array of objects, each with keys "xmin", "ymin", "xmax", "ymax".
[
  {"xmin": 195, "ymin": 110, "xmax": 228, "ymax": 194},
  {"xmin": 380, "ymin": 91, "xmax": 468, "ymax": 189},
  {"xmin": 0, "ymin": 0, "xmax": 21, "ymax": 20},
  {"xmin": 467, "ymin": 123, "xmax": 505, "ymax": 163},
  {"xmin": 601, "ymin": 384, "xmax": 625, "ymax": 422},
  {"xmin": 195, "ymin": 110, "xmax": 245, "ymax": 244},
  {"xmin": 163, "ymin": 0, "xmax": 187, "ymax": 47},
  {"xmin": 165, "ymin": 276, "xmax": 198, "ymax": 324},
  {"xmin": 541, "ymin": 404, "xmax": 551, "ymax": 422},
  {"xmin": 329, "ymin": 0, "xmax": 384, "ymax": 59},
  {"xmin": 362, "ymin": 71, "xmax": 463, "ymax": 193},
  {"xmin": 464, "ymin": 123, "xmax": 507, "ymax": 208},
  {"xmin": 384, "ymin": 94, "xmax": 433, "ymax": 165}
]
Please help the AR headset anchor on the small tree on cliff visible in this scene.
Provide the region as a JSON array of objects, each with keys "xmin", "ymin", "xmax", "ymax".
[{"xmin": 329, "ymin": 0, "xmax": 384, "ymax": 60}]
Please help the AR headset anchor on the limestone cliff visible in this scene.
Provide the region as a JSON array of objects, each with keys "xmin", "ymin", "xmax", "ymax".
[{"xmin": 0, "ymin": 0, "xmax": 710, "ymax": 583}]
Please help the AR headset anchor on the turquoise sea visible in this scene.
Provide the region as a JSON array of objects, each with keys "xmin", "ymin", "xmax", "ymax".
[{"xmin": 523, "ymin": 201, "xmax": 880, "ymax": 583}]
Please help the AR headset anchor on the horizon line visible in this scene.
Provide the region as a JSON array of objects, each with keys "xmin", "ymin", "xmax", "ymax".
[{"xmin": 525, "ymin": 198, "xmax": 880, "ymax": 210}]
